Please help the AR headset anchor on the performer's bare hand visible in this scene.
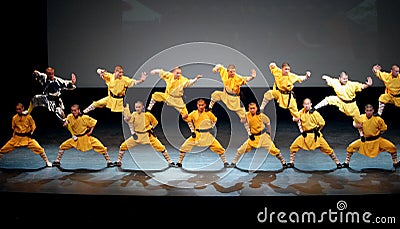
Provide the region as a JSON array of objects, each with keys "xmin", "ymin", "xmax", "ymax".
[
  {"xmin": 212, "ymin": 64, "xmax": 221, "ymax": 73},
  {"xmin": 33, "ymin": 70, "xmax": 39, "ymax": 75},
  {"xmin": 150, "ymin": 69, "xmax": 160, "ymax": 76},
  {"xmin": 195, "ymin": 74, "xmax": 203, "ymax": 80},
  {"xmin": 366, "ymin": 76, "xmax": 373, "ymax": 87},
  {"xmin": 372, "ymin": 64, "xmax": 381, "ymax": 74},
  {"xmin": 71, "ymin": 73, "xmax": 77, "ymax": 84},
  {"xmin": 306, "ymin": 71, "xmax": 311, "ymax": 79},
  {"xmin": 269, "ymin": 62, "xmax": 277, "ymax": 69},
  {"xmin": 140, "ymin": 72, "xmax": 147, "ymax": 81},
  {"xmin": 322, "ymin": 75, "xmax": 329, "ymax": 81},
  {"xmin": 251, "ymin": 69, "xmax": 256, "ymax": 78}
]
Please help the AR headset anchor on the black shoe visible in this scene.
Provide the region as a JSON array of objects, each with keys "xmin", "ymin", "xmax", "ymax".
[
  {"xmin": 169, "ymin": 162, "xmax": 177, "ymax": 167},
  {"xmin": 107, "ymin": 162, "xmax": 115, "ymax": 167},
  {"xmin": 342, "ymin": 162, "xmax": 349, "ymax": 168},
  {"xmin": 52, "ymin": 161, "xmax": 61, "ymax": 166},
  {"xmin": 176, "ymin": 162, "xmax": 182, "ymax": 167},
  {"xmin": 282, "ymin": 163, "xmax": 288, "ymax": 169},
  {"xmin": 286, "ymin": 163, "xmax": 294, "ymax": 168},
  {"xmin": 393, "ymin": 162, "xmax": 400, "ymax": 168},
  {"xmin": 230, "ymin": 163, "xmax": 236, "ymax": 168},
  {"xmin": 336, "ymin": 163, "xmax": 343, "ymax": 169},
  {"xmin": 224, "ymin": 162, "xmax": 230, "ymax": 168},
  {"xmin": 114, "ymin": 161, "xmax": 122, "ymax": 167}
]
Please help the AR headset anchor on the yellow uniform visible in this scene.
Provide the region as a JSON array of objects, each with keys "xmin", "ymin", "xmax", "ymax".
[
  {"xmin": 0, "ymin": 113, "xmax": 44, "ymax": 155},
  {"xmin": 375, "ymin": 70, "xmax": 400, "ymax": 106},
  {"xmin": 211, "ymin": 65, "xmax": 248, "ymax": 119},
  {"xmin": 120, "ymin": 111, "xmax": 165, "ymax": 152},
  {"xmin": 323, "ymin": 76, "xmax": 364, "ymax": 124},
  {"xmin": 289, "ymin": 108, "xmax": 334, "ymax": 155},
  {"xmin": 180, "ymin": 110, "xmax": 225, "ymax": 154},
  {"xmin": 93, "ymin": 72, "xmax": 137, "ymax": 112},
  {"xmin": 151, "ymin": 69, "xmax": 192, "ymax": 116},
  {"xmin": 59, "ymin": 113, "xmax": 107, "ymax": 154},
  {"xmin": 237, "ymin": 112, "xmax": 280, "ymax": 156},
  {"xmin": 346, "ymin": 114, "xmax": 397, "ymax": 158},
  {"xmin": 263, "ymin": 66, "xmax": 305, "ymax": 118}
]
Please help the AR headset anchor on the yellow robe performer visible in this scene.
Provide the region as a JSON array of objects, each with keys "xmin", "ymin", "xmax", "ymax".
[
  {"xmin": 372, "ymin": 64, "xmax": 400, "ymax": 115},
  {"xmin": 288, "ymin": 98, "xmax": 342, "ymax": 169},
  {"xmin": 344, "ymin": 104, "xmax": 398, "ymax": 168},
  {"xmin": 54, "ymin": 104, "xmax": 113, "ymax": 167},
  {"xmin": 177, "ymin": 99, "xmax": 228, "ymax": 168},
  {"xmin": 115, "ymin": 101, "xmax": 175, "ymax": 167}
]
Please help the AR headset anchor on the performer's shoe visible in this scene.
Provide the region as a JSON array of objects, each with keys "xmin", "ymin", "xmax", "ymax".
[
  {"xmin": 229, "ymin": 163, "xmax": 237, "ymax": 168},
  {"xmin": 52, "ymin": 161, "xmax": 61, "ymax": 166},
  {"xmin": 282, "ymin": 163, "xmax": 289, "ymax": 169},
  {"xmin": 169, "ymin": 162, "xmax": 177, "ymax": 167},
  {"xmin": 393, "ymin": 162, "xmax": 400, "ymax": 168},
  {"xmin": 341, "ymin": 162, "xmax": 350, "ymax": 168},
  {"xmin": 176, "ymin": 162, "xmax": 183, "ymax": 167},
  {"xmin": 114, "ymin": 161, "xmax": 122, "ymax": 167},
  {"xmin": 286, "ymin": 163, "xmax": 294, "ymax": 168},
  {"xmin": 336, "ymin": 163, "xmax": 343, "ymax": 169},
  {"xmin": 107, "ymin": 162, "xmax": 115, "ymax": 167},
  {"xmin": 223, "ymin": 162, "xmax": 230, "ymax": 168}
]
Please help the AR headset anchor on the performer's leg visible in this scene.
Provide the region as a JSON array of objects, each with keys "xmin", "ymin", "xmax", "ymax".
[
  {"xmin": 114, "ymin": 150, "xmax": 125, "ymax": 166},
  {"xmin": 314, "ymin": 98, "xmax": 328, "ymax": 110},
  {"xmin": 53, "ymin": 150, "xmax": 65, "ymax": 166},
  {"xmin": 161, "ymin": 150, "xmax": 176, "ymax": 167},
  {"xmin": 328, "ymin": 152, "xmax": 342, "ymax": 168},
  {"xmin": 378, "ymin": 101, "xmax": 385, "ymax": 116},
  {"xmin": 102, "ymin": 150, "xmax": 114, "ymax": 167},
  {"xmin": 40, "ymin": 152, "xmax": 52, "ymax": 167},
  {"xmin": 390, "ymin": 152, "xmax": 399, "ymax": 168},
  {"xmin": 176, "ymin": 151, "xmax": 186, "ymax": 167},
  {"xmin": 342, "ymin": 151, "xmax": 354, "ymax": 168}
]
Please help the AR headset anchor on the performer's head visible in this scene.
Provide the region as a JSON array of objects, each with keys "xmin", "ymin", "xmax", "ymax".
[
  {"xmin": 281, "ymin": 62, "xmax": 290, "ymax": 76},
  {"xmin": 303, "ymin": 98, "xmax": 312, "ymax": 111},
  {"xmin": 339, "ymin": 71, "xmax": 348, "ymax": 85},
  {"xmin": 114, "ymin": 65, "xmax": 124, "ymax": 78},
  {"xmin": 227, "ymin": 64, "xmax": 236, "ymax": 78},
  {"xmin": 248, "ymin": 102, "xmax": 259, "ymax": 115},
  {"xmin": 134, "ymin": 101, "xmax": 145, "ymax": 114},
  {"xmin": 46, "ymin": 67, "xmax": 55, "ymax": 79},
  {"xmin": 391, "ymin": 65, "xmax": 399, "ymax": 77},
  {"xmin": 172, "ymin": 66, "xmax": 182, "ymax": 79},
  {"xmin": 70, "ymin": 104, "xmax": 81, "ymax": 117},
  {"xmin": 16, "ymin": 103, "xmax": 25, "ymax": 115},
  {"xmin": 197, "ymin": 98, "xmax": 206, "ymax": 112},
  {"xmin": 364, "ymin": 104, "xmax": 374, "ymax": 118}
]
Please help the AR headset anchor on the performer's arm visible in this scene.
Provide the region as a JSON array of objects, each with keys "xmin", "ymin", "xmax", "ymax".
[
  {"xmin": 134, "ymin": 72, "xmax": 147, "ymax": 85},
  {"xmin": 188, "ymin": 74, "xmax": 202, "ymax": 86},
  {"xmin": 361, "ymin": 76, "xmax": 373, "ymax": 89},
  {"xmin": 244, "ymin": 69, "xmax": 256, "ymax": 82},
  {"xmin": 299, "ymin": 71, "xmax": 311, "ymax": 82}
]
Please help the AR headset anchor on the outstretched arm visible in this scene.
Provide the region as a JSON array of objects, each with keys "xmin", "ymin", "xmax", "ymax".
[
  {"xmin": 299, "ymin": 71, "xmax": 311, "ymax": 82},
  {"xmin": 150, "ymin": 69, "xmax": 161, "ymax": 76},
  {"xmin": 134, "ymin": 72, "xmax": 147, "ymax": 85},
  {"xmin": 362, "ymin": 76, "xmax": 373, "ymax": 89},
  {"xmin": 188, "ymin": 74, "xmax": 202, "ymax": 86},
  {"xmin": 245, "ymin": 69, "xmax": 256, "ymax": 82}
]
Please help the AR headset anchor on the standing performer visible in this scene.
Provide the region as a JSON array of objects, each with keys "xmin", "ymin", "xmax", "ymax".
[
  {"xmin": 83, "ymin": 65, "xmax": 146, "ymax": 113},
  {"xmin": 343, "ymin": 104, "xmax": 399, "ymax": 168},
  {"xmin": 208, "ymin": 64, "xmax": 256, "ymax": 137},
  {"xmin": 114, "ymin": 101, "xmax": 176, "ymax": 167},
  {"xmin": 146, "ymin": 66, "xmax": 202, "ymax": 119},
  {"xmin": 372, "ymin": 64, "xmax": 400, "ymax": 116},
  {"xmin": 26, "ymin": 67, "xmax": 77, "ymax": 139},
  {"xmin": 230, "ymin": 102, "xmax": 287, "ymax": 169},
  {"xmin": 313, "ymin": 71, "xmax": 372, "ymax": 138},
  {"xmin": 287, "ymin": 98, "xmax": 342, "ymax": 169},
  {"xmin": 53, "ymin": 104, "xmax": 113, "ymax": 167},
  {"xmin": 259, "ymin": 62, "xmax": 311, "ymax": 133},
  {"xmin": 0, "ymin": 103, "xmax": 52, "ymax": 167},
  {"xmin": 177, "ymin": 99, "xmax": 229, "ymax": 168}
]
